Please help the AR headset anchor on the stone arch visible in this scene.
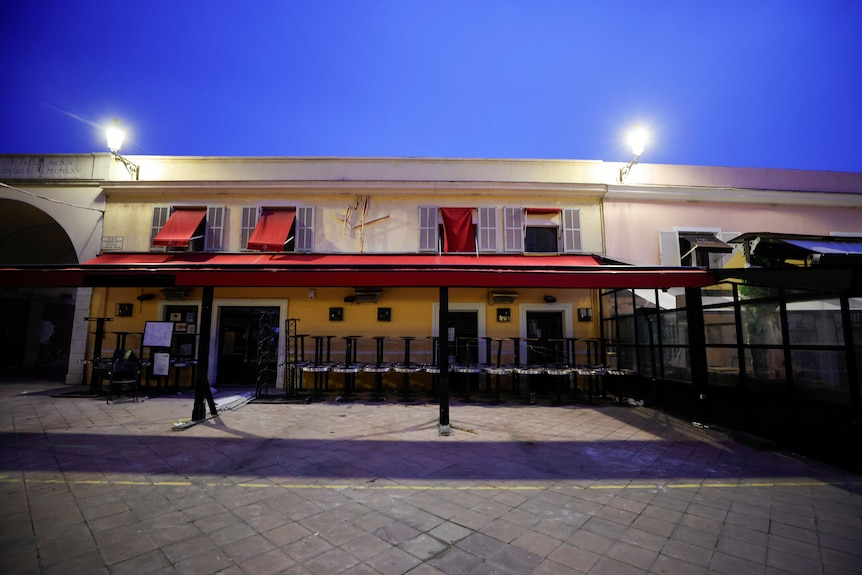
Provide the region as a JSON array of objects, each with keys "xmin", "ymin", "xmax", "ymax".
[
  {"xmin": 0, "ymin": 199, "xmax": 77, "ymax": 372},
  {"xmin": 0, "ymin": 198, "xmax": 78, "ymax": 264}
]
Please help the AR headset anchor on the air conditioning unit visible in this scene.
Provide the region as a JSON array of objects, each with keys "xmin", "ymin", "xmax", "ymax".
[
  {"xmin": 489, "ymin": 291, "xmax": 518, "ymax": 304},
  {"xmin": 352, "ymin": 288, "xmax": 382, "ymax": 303},
  {"xmin": 161, "ymin": 287, "xmax": 194, "ymax": 300}
]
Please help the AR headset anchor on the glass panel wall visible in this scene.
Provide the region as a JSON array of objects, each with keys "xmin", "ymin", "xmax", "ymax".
[{"xmin": 704, "ymin": 306, "xmax": 739, "ymax": 386}]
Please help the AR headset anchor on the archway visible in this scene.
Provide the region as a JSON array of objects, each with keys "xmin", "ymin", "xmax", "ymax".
[{"xmin": 0, "ymin": 199, "xmax": 77, "ymax": 373}]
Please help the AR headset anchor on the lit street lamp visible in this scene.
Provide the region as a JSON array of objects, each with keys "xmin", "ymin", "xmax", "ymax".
[
  {"xmin": 619, "ymin": 125, "xmax": 647, "ymax": 183},
  {"xmin": 106, "ymin": 119, "xmax": 139, "ymax": 180}
]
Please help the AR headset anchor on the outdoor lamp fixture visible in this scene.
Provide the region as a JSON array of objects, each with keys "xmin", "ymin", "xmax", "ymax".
[
  {"xmin": 106, "ymin": 119, "xmax": 139, "ymax": 180},
  {"xmin": 619, "ymin": 125, "xmax": 647, "ymax": 183}
]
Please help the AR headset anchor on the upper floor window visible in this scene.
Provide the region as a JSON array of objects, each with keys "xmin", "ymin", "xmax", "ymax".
[
  {"xmin": 504, "ymin": 207, "xmax": 582, "ymax": 254},
  {"xmin": 659, "ymin": 229, "xmax": 737, "ymax": 268},
  {"xmin": 418, "ymin": 207, "xmax": 477, "ymax": 254},
  {"xmin": 242, "ymin": 206, "xmax": 314, "ymax": 252},
  {"xmin": 151, "ymin": 206, "xmax": 225, "ymax": 252}
]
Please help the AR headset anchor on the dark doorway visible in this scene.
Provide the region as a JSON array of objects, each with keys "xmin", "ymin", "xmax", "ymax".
[
  {"xmin": 447, "ymin": 311, "xmax": 479, "ymax": 365},
  {"xmin": 526, "ymin": 311, "xmax": 564, "ymax": 365},
  {"xmin": 216, "ymin": 306, "xmax": 279, "ymax": 386}
]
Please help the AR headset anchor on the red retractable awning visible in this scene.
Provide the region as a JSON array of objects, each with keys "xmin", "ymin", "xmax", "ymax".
[
  {"xmin": 440, "ymin": 207, "xmax": 475, "ymax": 253},
  {"xmin": 247, "ymin": 208, "xmax": 296, "ymax": 251},
  {"xmin": 152, "ymin": 208, "xmax": 206, "ymax": 247},
  {"xmin": 0, "ymin": 253, "xmax": 717, "ymax": 290}
]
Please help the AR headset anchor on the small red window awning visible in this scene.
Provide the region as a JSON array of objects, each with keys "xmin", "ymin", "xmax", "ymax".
[
  {"xmin": 525, "ymin": 208, "xmax": 561, "ymax": 215},
  {"xmin": 152, "ymin": 208, "xmax": 206, "ymax": 247},
  {"xmin": 440, "ymin": 207, "xmax": 475, "ymax": 253},
  {"xmin": 247, "ymin": 208, "xmax": 296, "ymax": 252}
]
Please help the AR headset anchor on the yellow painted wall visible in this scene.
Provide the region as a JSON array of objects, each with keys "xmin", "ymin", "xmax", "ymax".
[{"xmin": 87, "ymin": 285, "xmax": 599, "ymax": 387}]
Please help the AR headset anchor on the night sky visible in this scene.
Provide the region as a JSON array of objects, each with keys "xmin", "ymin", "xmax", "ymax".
[{"xmin": 2, "ymin": 1, "xmax": 860, "ymax": 172}]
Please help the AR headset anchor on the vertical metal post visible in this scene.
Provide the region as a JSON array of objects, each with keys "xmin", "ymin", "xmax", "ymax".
[
  {"xmin": 438, "ymin": 287, "xmax": 450, "ymax": 434},
  {"xmin": 191, "ymin": 286, "xmax": 217, "ymax": 421},
  {"xmin": 685, "ymin": 287, "xmax": 709, "ymax": 425}
]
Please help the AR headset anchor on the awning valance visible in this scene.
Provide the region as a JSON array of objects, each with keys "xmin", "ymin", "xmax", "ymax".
[
  {"xmin": 247, "ymin": 207, "xmax": 296, "ymax": 251},
  {"xmin": 0, "ymin": 253, "xmax": 716, "ymax": 290},
  {"xmin": 152, "ymin": 208, "xmax": 206, "ymax": 247},
  {"xmin": 525, "ymin": 208, "xmax": 562, "ymax": 215}
]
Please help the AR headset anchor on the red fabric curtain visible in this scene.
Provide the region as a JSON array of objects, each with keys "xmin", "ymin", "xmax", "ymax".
[
  {"xmin": 439, "ymin": 207, "xmax": 475, "ymax": 253},
  {"xmin": 152, "ymin": 208, "xmax": 206, "ymax": 247},
  {"xmin": 247, "ymin": 208, "xmax": 296, "ymax": 251}
]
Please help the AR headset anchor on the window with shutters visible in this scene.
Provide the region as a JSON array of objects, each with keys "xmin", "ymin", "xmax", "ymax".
[
  {"xmin": 504, "ymin": 207, "xmax": 581, "ymax": 254},
  {"xmin": 243, "ymin": 205, "xmax": 314, "ymax": 252},
  {"xmin": 150, "ymin": 205, "xmax": 226, "ymax": 252},
  {"xmin": 659, "ymin": 229, "xmax": 738, "ymax": 268},
  {"xmin": 418, "ymin": 207, "xmax": 478, "ymax": 254}
]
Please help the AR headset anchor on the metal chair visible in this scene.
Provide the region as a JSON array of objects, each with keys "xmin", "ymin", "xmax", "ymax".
[{"xmin": 106, "ymin": 359, "xmax": 140, "ymax": 403}]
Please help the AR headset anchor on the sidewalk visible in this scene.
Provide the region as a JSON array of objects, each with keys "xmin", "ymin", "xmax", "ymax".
[{"xmin": 1, "ymin": 381, "xmax": 861, "ymax": 574}]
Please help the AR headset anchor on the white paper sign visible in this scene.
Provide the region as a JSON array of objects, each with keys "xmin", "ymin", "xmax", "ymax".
[{"xmin": 153, "ymin": 352, "xmax": 171, "ymax": 376}]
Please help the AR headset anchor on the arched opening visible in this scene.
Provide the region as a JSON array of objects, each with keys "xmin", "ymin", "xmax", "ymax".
[{"xmin": 0, "ymin": 199, "xmax": 78, "ymax": 375}]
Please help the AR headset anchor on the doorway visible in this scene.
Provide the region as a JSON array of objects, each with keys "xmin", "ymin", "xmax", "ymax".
[
  {"xmin": 216, "ymin": 306, "xmax": 280, "ymax": 386},
  {"xmin": 447, "ymin": 311, "xmax": 479, "ymax": 365},
  {"xmin": 526, "ymin": 310, "xmax": 564, "ymax": 364}
]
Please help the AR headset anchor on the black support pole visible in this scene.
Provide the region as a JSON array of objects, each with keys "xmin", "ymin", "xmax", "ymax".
[
  {"xmin": 191, "ymin": 286, "xmax": 217, "ymax": 421},
  {"xmin": 438, "ymin": 287, "xmax": 450, "ymax": 434},
  {"xmin": 685, "ymin": 287, "xmax": 709, "ymax": 425}
]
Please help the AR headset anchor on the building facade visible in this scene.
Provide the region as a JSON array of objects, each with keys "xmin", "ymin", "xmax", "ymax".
[{"xmin": 1, "ymin": 154, "xmax": 860, "ymax": 468}]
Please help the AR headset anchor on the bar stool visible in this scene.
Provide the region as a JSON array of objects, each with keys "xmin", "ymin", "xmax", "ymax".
[
  {"xmin": 394, "ymin": 336, "xmax": 422, "ymax": 402},
  {"xmin": 545, "ymin": 338, "xmax": 573, "ymax": 405},
  {"xmin": 302, "ymin": 336, "xmax": 332, "ymax": 400},
  {"xmin": 482, "ymin": 337, "xmax": 510, "ymax": 404},
  {"xmin": 452, "ymin": 337, "xmax": 480, "ymax": 402},
  {"xmin": 513, "ymin": 338, "xmax": 543, "ymax": 404},
  {"xmin": 331, "ymin": 336, "xmax": 362, "ymax": 401},
  {"xmin": 363, "ymin": 336, "xmax": 391, "ymax": 401},
  {"xmin": 424, "ymin": 336, "xmax": 440, "ymax": 401}
]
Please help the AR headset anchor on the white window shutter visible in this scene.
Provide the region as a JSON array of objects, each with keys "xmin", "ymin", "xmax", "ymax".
[
  {"xmin": 205, "ymin": 206, "xmax": 226, "ymax": 252},
  {"xmin": 295, "ymin": 206, "xmax": 314, "ymax": 252},
  {"xmin": 477, "ymin": 207, "xmax": 497, "ymax": 253},
  {"xmin": 240, "ymin": 206, "xmax": 259, "ymax": 250},
  {"xmin": 561, "ymin": 208, "xmax": 581, "ymax": 253},
  {"xmin": 150, "ymin": 206, "xmax": 169, "ymax": 251},
  {"xmin": 503, "ymin": 207, "xmax": 523, "ymax": 253},
  {"xmin": 419, "ymin": 206, "xmax": 439, "ymax": 253},
  {"xmin": 659, "ymin": 230, "xmax": 681, "ymax": 266}
]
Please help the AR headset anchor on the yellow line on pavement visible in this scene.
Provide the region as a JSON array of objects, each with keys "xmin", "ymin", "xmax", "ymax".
[{"xmin": 2, "ymin": 476, "xmax": 859, "ymax": 491}]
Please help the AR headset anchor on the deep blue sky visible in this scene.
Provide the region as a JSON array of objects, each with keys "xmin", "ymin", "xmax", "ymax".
[{"xmin": 2, "ymin": 1, "xmax": 861, "ymax": 172}]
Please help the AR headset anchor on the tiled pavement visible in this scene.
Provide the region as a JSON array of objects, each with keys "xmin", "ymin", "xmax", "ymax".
[{"xmin": 1, "ymin": 381, "xmax": 861, "ymax": 574}]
